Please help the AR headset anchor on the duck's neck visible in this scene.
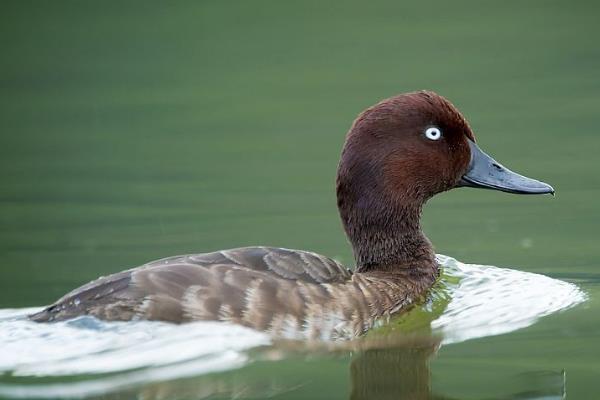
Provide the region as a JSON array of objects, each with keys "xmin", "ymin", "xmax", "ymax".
[
  {"xmin": 336, "ymin": 142, "xmax": 438, "ymax": 276},
  {"xmin": 346, "ymin": 204, "xmax": 436, "ymax": 274}
]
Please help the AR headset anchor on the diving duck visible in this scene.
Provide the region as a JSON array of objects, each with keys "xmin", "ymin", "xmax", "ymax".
[{"xmin": 30, "ymin": 91, "xmax": 553, "ymax": 340}]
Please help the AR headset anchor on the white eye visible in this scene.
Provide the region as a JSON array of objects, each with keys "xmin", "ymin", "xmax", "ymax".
[{"xmin": 424, "ymin": 126, "xmax": 442, "ymax": 141}]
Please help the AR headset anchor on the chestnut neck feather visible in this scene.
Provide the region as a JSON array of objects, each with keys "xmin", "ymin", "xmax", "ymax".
[{"xmin": 336, "ymin": 142, "xmax": 436, "ymax": 275}]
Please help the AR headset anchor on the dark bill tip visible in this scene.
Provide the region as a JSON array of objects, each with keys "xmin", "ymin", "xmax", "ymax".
[{"xmin": 457, "ymin": 140, "xmax": 555, "ymax": 195}]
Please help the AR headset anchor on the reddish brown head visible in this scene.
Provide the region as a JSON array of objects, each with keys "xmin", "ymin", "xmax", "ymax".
[
  {"xmin": 336, "ymin": 91, "xmax": 553, "ymax": 272},
  {"xmin": 337, "ymin": 91, "xmax": 473, "ymax": 271},
  {"xmin": 339, "ymin": 91, "xmax": 474, "ymax": 203}
]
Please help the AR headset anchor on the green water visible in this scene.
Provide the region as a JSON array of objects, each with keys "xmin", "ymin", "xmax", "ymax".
[{"xmin": 1, "ymin": 1, "xmax": 599, "ymax": 398}]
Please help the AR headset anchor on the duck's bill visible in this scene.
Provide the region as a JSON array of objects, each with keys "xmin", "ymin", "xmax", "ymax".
[{"xmin": 457, "ymin": 139, "xmax": 555, "ymax": 195}]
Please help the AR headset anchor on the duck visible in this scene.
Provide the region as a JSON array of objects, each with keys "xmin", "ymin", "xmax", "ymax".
[{"xmin": 29, "ymin": 91, "xmax": 554, "ymax": 340}]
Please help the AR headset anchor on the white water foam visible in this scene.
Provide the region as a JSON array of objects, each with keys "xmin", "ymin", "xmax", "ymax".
[
  {"xmin": 431, "ymin": 255, "xmax": 586, "ymax": 344},
  {"xmin": 0, "ymin": 309, "xmax": 271, "ymax": 398}
]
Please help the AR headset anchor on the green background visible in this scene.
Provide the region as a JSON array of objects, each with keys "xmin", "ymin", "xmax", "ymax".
[{"xmin": 1, "ymin": 1, "xmax": 599, "ymax": 399}]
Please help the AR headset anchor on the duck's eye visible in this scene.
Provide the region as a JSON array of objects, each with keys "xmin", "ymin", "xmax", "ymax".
[{"xmin": 424, "ymin": 127, "xmax": 442, "ymax": 141}]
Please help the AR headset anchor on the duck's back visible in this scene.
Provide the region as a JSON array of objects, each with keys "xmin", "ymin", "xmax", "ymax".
[{"xmin": 30, "ymin": 247, "xmax": 385, "ymax": 338}]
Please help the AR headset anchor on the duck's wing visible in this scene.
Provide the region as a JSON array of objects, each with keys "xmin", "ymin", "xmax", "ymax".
[
  {"xmin": 29, "ymin": 247, "xmax": 353, "ymax": 329},
  {"xmin": 149, "ymin": 246, "xmax": 352, "ymax": 284}
]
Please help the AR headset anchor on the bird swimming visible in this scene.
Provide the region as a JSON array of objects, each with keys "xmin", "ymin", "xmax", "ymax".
[{"xmin": 30, "ymin": 91, "xmax": 554, "ymax": 340}]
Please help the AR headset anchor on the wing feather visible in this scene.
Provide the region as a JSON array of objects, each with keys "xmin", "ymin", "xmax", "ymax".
[{"xmin": 29, "ymin": 247, "xmax": 352, "ymax": 330}]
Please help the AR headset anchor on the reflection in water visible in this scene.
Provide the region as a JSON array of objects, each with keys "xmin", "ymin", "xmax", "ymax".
[
  {"xmin": 350, "ymin": 342, "xmax": 438, "ymax": 400},
  {"xmin": 0, "ymin": 256, "xmax": 585, "ymax": 399},
  {"xmin": 350, "ymin": 344, "xmax": 566, "ymax": 400}
]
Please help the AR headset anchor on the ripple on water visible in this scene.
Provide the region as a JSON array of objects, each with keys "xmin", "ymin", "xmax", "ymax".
[
  {"xmin": 431, "ymin": 255, "xmax": 586, "ymax": 344},
  {"xmin": 0, "ymin": 255, "xmax": 587, "ymax": 398}
]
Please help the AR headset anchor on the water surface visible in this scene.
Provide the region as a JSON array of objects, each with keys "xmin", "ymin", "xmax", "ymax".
[
  {"xmin": 0, "ymin": 256, "xmax": 586, "ymax": 399},
  {"xmin": 1, "ymin": 1, "xmax": 600, "ymax": 399}
]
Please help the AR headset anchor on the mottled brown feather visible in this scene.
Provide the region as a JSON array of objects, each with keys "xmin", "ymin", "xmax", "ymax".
[{"xmin": 29, "ymin": 246, "xmax": 436, "ymax": 339}]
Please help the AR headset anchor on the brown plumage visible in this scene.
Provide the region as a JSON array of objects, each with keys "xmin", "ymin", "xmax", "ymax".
[
  {"xmin": 30, "ymin": 91, "xmax": 554, "ymax": 340},
  {"xmin": 30, "ymin": 247, "xmax": 433, "ymax": 340}
]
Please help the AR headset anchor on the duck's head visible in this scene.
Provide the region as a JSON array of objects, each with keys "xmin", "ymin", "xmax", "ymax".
[{"xmin": 336, "ymin": 91, "xmax": 553, "ymax": 271}]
